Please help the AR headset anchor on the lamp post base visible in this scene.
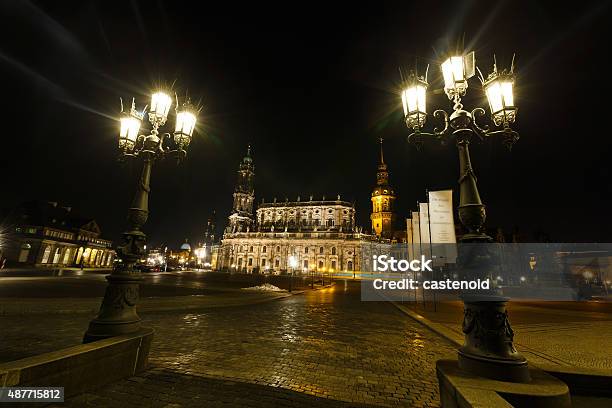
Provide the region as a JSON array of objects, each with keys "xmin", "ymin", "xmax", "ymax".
[
  {"xmin": 458, "ymin": 350, "xmax": 529, "ymax": 383},
  {"xmin": 83, "ymin": 318, "xmax": 143, "ymax": 343},
  {"xmin": 83, "ymin": 273, "xmax": 143, "ymax": 343},
  {"xmin": 458, "ymin": 296, "xmax": 530, "ymax": 383}
]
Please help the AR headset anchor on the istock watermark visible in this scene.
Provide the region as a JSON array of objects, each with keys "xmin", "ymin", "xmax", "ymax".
[
  {"xmin": 361, "ymin": 252, "xmax": 492, "ymax": 301},
  {"xmin": 373, "ymin": 255, "xmax": 432, "ymax": 272},
  {"xmin": 360, "ymin": 242, "xmax": 612, "ymax": 302},
  {"xmin": 371, "ymin": 278, "xmax": 490, "ymax": 290}
]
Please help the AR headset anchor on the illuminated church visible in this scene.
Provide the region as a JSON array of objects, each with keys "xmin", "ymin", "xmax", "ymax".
[{"xmin": 214, "ymin": 144, "xmax": 398, "ymax": 274}]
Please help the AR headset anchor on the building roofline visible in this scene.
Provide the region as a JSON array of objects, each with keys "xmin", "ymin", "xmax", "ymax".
[{"xmin": 257, "ymin": 200, "xmax": 354, "ymax": 209}]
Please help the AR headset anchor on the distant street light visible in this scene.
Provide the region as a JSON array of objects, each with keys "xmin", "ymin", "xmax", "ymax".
[
  {"xmin": 84, "ymin": 89, "xmax": 198, "ymax": 343},
  {"xmin": 400, "ymin": 52, "xmax": 529, "ymax": 382},
  {"xmin": 195, "ymin": 246, "xmax": 207, "ymax": 268},
  {"xmin": 288, "ymin": 255, "xmax": 298, "ymax": 292}
]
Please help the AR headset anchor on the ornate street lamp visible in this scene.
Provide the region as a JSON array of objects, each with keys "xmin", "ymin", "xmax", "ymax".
[
  {"xmin": 84, "ymin": 89, "xmax": 198, "ymax": 343},
  {"xmin": 400, "ymin": 52, "xmax": 529, "ymax": 382}
]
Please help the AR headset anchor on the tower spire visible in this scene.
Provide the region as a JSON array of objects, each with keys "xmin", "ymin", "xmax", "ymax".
[
  {"xmin": 226, "ymin": 147, "xmax": 255, "ymax": 234},
  {"xmin": 371, "ymin": 138, "xmax": 396, "ymax": 239}
]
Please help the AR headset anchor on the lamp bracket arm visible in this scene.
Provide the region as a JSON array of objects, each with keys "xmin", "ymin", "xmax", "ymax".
[
  {"xmin": 407, "ymin": 109, "xmax": 449, "ymax": 150},
  {"xmin": 484, "ymin": 128, "xmax": 520, "ymax": 150},
  {"xmin": 471, "ymin": 108, "xmax": 489, "ymax": 140},
  {"xmin": 433, "ymin": 109, "xmax": 450, "ymax": 136},
  {"xmin": 160, "ymin": 148, "xmax": 187, "ymax": 165},
  {"xmin": 158, "ymin": 132, "xmax": 171, "ymax": 154}
]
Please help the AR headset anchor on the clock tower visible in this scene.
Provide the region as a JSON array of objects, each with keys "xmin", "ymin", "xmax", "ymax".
[{"xmin": 370, "ymin": 138, "xmax": 396, "ymax": 238}]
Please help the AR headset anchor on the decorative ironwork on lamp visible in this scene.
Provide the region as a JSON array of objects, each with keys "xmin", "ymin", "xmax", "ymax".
[
  {"xmin": 405, "ymin": 52, "xmax": 519, "ymax": 151},
  {"xmin": 399, "ymin": 51, "xmax": 530, "ymax": 383},
  {"xmin": 84, "ymin": 88, "xmax": 199, "ymax": 343}
]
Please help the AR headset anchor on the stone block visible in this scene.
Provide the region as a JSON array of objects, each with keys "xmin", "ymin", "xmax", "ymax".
[
  {"xmin": 0, "ymin": 327, "xmax": 154, "ymax": 397},
  {"xmin": 437, "ymin": 359, "xmax": 571, "ymax": 408}
]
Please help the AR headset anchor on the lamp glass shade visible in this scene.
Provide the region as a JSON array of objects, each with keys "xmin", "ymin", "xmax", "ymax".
[
  {"xmin": 402, "ymin": 84, "xmax": 426, "ymax": 116},
  {"xmin": 501, "ymin": 81, "xmax": 514, "ymax": 107},
  {"xmin": 442, "ymin": 56, "xmax": 468, "ymax": 95},
  {"xmin": 119, "ymin": 115, "xmax": 141, "ymax": 144},
  {"xmin": 401, "ymin": 76, "xmax": 428, "ymax": 130},
  {"xmin": 485, "ymin": 82, "xmax": 504, "ymax": 113},
  {"xmin": 485, "ymin": 79, "xmax": 514, "ymax": 113},
  {"xmin": 175, "ymin": 110, "xmax": 197, "ymax": 137},
  {"xmin": 150, "ymin": 92, "xmax": 172, "ymax": 121},
  {"xmin": 483, "ymin": 73, "xmax": 516, "ymax": 126}
]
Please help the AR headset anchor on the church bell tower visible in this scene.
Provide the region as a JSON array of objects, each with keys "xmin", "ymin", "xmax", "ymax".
[
  {"xmin": 370, "ymin": 138, "xmax": 396, "ymax": 238},
  {"xmin": 227, "ymin": 146, "xmax": 255, "ymax": 233}
]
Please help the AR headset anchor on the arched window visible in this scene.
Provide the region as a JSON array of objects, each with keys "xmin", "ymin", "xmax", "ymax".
[
  {"xmin": 41, "ymin": 246, "xmax": 51, "ymax": 263},
  {"xmin": 319, "ymin": 247, "xmax": 324, "ymax": 254},
  {"xmin": 304, "ymin": 247, "xmax": 308, "ymax": 254},
  {"xmin": 347, "ymin": 261, "xmax": 353, "ymax": 271},
  {"xmin": 276, "ymin": 246, "xmax": 280, "ymax": 252},
  {"xmin": 90, "ymin": 249, "xmax": 98, "ymax": 266},
  {"xmin": 318, "ymin": 260, "xmax": 324, "ymax": 269},
  {"xmin": 75, "ymin": 247, "xmax": 84, "ymax": 265},
  {"xmin": 331, "ymin": 247, "xmax": 336, "ymax": 255},
  {"xmin": 62, "ymin": 248, "xmax": 71, "ymax": 264},
  {"xmin": 249, "ymin": 246, "xmax": 253, "ymax": 252}
]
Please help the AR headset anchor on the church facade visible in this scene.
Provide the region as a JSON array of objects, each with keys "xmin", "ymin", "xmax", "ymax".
[{"xmin": 215, "ymin": 146, "xmax": 394, "ymax": 274}]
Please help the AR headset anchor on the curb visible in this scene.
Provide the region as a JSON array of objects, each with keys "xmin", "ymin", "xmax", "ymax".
[{"xmin": 391, "ymin": 302, "xmax": 463, "ymax": 347}]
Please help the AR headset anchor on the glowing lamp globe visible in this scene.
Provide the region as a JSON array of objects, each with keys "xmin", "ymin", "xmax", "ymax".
[
  {"xmin": 483, "ymin": 71, "xmax": 516, "ymax": 127},
  {"xmin": 149, "ymin": 91, "xmax": 173, "ymax": 125},
  {"xmin": 441, "ymin": 52, "xmax": 475, "ymax": 98},
  {"xmin": 401, "ymin": 73, "xmax": 428, "ymax": 130},
  {"xmin": 119, "ymin": 111, "xmax": 142, "ymax": 151},
  {"xmin": 289, "ymin": 255, "xmax": 298, "ymax": 268},
  {"xmin": 174, "ymin": 102, "xmax": 198, "ymax": 149}
]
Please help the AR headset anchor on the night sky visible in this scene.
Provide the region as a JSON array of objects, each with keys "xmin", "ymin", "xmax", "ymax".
[{"xmin": 1, "ymin": 1, "xmax": 610, "ymax": 246}]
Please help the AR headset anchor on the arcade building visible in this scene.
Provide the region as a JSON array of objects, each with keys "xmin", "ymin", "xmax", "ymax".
[{"xmin": 2, "ymin": 201, "xmax": 115, "ymax": 268}]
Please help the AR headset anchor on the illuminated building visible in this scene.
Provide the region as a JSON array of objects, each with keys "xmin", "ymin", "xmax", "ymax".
[
  {"xmin": 215, "ymin": 148, "xmax": 390, "ymax": 274},
  {"xmin": 2, "ymin": 201, "xmax": 114, "ymax": 268}
]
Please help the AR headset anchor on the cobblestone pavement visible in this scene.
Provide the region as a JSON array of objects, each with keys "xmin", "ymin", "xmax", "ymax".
[
  {"xmin": 36, "ymin": 281, "xmax": 456, "ymax": 407},
  {"xmin": 512, "ymin": 321, "xmax": 612, "ymax": 369},
  {"xmin": 399, "ymin": 300, "xmax": 612, "ymax": 370}
]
